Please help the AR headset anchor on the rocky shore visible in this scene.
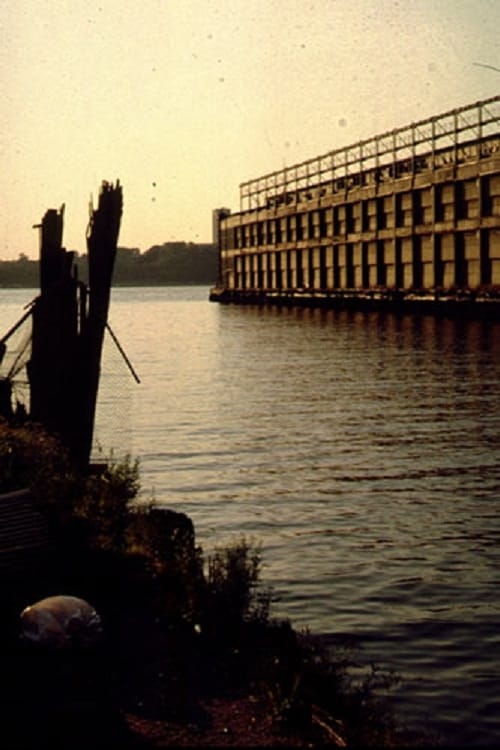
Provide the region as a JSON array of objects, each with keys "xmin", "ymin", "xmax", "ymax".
[{"xmin": 1, "ymin": 421, "xmax": 424, "ymax": 748}]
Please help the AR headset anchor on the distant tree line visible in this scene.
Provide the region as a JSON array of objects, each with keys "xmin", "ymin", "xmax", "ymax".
[
  {"xmin": 0, "ymin": 253, "xmax": 39, "ymax": 287},
  {"xmin": 0, "ymin": 242, "xmax": 218, "ymax": 287}
]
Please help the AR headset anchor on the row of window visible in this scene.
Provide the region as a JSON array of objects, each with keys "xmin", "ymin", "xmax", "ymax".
[
  {"xmin": 223, "ymin": 232, "xmax": 496, "ymax": 291},
  {"xmin": 221, "ymin": 176, "xmax": 497, "ymax": 250},
  {"xmin": 245, "ymin": 137, "xmax": 500, "ymax": 211}
]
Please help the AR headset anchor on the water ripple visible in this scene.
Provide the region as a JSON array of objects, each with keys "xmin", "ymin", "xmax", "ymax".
[{"xmin": 19, "ymin": 287, "xmax": 496, "ymax": 748}]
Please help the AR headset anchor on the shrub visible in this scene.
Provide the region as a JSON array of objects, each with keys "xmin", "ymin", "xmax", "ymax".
[
  {"xmin": 204, "ymin": 537, "xmax": 272, "ymax": 634},
  {"xmin": 74, "ymin": 453, "xmax": 141, "ymax": 552},
  {"xmin": 0, "ymin": 418, "xmax": 75, "ymax": 504},
  {"xmin": 126, "ymin": 505, "xmax": 205, "ymax": 623}
]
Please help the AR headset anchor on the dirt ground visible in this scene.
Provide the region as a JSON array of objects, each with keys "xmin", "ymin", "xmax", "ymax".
[
  {"xmin": 125, "ymin": 694, "xmax": 346, "ymax": 748},
  {"xmin": 127, "ymin": 697, "xmax": 310, "ymax": 747}
]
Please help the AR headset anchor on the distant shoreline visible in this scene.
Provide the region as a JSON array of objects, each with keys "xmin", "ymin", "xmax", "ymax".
[
  {"xmin": 0, "ymin": 281, "xmax": 214, "ymax": 289},
  {"xmin": 0, "ymin": 242, "xmax": 218, "ymax": 288}
]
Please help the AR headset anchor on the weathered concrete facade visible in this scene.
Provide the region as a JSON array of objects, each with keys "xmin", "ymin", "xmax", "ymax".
[{"xmin": 212, "ymin": 97, "xmax": 500, "ymax": 313}]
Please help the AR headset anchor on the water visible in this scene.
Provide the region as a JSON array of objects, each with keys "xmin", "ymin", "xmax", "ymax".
[{"xmin": 2, "ymin": 286, "xmax": 500, "ymax": 746}]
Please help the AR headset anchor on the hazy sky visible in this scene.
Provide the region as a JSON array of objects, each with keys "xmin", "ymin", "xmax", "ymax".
[{"xmin": 1, "ymin": 0, "xmax": 499, "ymax": 259}]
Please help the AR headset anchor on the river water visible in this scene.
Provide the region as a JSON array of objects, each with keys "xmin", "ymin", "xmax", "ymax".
[{"xmin": 2, "ymin": 286, "xmax": 500, "ymax": 746}]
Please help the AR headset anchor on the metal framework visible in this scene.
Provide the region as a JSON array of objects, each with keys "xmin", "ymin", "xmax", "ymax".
[{"xmin": 239, "ymin": 96, "xmax": 500, "ymax": 211}]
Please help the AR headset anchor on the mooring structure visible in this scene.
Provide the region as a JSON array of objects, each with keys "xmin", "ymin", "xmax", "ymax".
[
  {"xmin": 0, "ymin": 181, "xmax": 123, "ymax": 467},
  {"xmin": 211, "ymin": 96, "xmax": 500, "ymax": 314}
]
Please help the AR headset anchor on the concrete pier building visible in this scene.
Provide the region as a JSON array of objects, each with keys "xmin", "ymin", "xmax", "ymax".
[{"xmin": 211, "ymin": 96, "xmax": 500, "ymax": 315}]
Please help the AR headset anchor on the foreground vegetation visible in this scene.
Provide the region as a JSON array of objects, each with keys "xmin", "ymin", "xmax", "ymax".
[{"xmin": 0, "ymin": 420, "xmax": 427, "ymax": 748}]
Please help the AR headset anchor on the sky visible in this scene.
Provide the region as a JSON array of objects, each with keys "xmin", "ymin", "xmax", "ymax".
[{"xmin": 1, "ymin": 0, "xmax": 499, "ymax": 259}]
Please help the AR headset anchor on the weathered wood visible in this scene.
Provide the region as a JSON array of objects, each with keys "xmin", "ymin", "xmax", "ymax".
[
  {"xmin": 37, "ymin": 205, "xmax": 65, "ymax": 293},
  {"xmin": 26, "ymin": 181, "xmax": 122, "ymax": 466},
  {"xmin": 78, "ymin": 180, "xmax": 123, "ymax": 465},
  {"xmin": 28, "ymin": 206, "xmax": 81, "ymax": 454},
  {"xmin": 0, "ymin": 489, "xmax": 50, "ymax": 583}
]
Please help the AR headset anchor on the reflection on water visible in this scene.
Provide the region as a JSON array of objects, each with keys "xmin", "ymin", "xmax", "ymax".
[
  {"xmin": 93, "ymin": 288, "xmax": 500, "ymax": 746},
  {"xmin": 2, "ymin": 286, "xmax": 499, "ymax": 746}
]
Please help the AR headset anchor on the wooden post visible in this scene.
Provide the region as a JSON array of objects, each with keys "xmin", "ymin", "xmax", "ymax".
[
  {"xmin": 28, "ymin": 207, "xmax": 80, "ymax": 454},
  {"xmin": 27, "ymin": 182, "xmax": 122, "ymax": 468},
  {"xmin": 77, "ymin": 181, "xmax": 123, "ymax": 466}
]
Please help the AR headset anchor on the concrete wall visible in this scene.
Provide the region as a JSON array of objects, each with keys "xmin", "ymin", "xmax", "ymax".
[{"xmin": 218, "ymin": 140, "xmax": 500, "ymax": 296}]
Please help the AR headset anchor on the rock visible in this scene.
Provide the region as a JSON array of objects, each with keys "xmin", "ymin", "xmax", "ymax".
[{"xmin": 20, "ymin": 594, "xmax": 102, "ymax": 648}]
